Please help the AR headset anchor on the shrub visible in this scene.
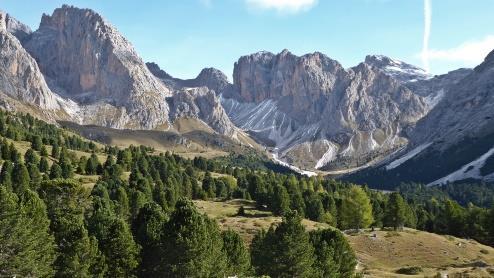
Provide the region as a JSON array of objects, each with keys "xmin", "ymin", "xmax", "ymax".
[{"xmin": 396, "ymin": 266, "xmax": 423, "ymax": 275}]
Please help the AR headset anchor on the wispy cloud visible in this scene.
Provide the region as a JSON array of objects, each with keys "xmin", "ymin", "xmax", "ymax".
[
  {"xmin": 427, "ymin": 36, "xmax": 494, "ymax": 65},
  {"xmin": 421, "ymin": 0, "xmax": 432, "ymax": 72},
  {"xmin": 245, "ymin": 0, "xmax": 318, "ymax": 13}
]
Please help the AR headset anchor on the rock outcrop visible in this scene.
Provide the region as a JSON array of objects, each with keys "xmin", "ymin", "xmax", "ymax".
[
  {"xmin": 0, "ymin": 10, "xmax": 32, "ymax": 41},
  {"xmin": 224, "ymin": 50, "xmax": 429, "ymax": 170},
  {"xmin": 168, "ymin": 87, "xmax": 236, "ymax": 136},
  {"xmin": 0, "ymin": 22, "xmax": 61, "ymax": 110},
  {"xmin": 23, "ymin": 5, "xmax": 171, "ymax": 129}
]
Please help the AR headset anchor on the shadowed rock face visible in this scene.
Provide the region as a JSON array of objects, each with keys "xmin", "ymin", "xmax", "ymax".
[{"xmin": 412, "ymin": 50, "xmax": 494, "ymax": 147}]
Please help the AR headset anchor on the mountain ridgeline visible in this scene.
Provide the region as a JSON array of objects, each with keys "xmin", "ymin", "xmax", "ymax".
[{"xmin": 1, "ymin": 5, "xmax": 494, "ymax": 187}]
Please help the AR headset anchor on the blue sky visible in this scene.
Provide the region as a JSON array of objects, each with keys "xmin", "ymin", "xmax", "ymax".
[{"xmin": 3, "ymin": 0, "xmax": 494, "ymax": 79}]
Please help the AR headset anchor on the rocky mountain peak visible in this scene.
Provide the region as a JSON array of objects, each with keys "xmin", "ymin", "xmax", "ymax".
[
  {"xmin": 24, "ymin": 5, "xmax": 171, "ymax": 129},
  {"xmin": 365, "ymin": 54, "xmax": 431, "ymax": 83},
  {"xmin": 233, "ymin": 50, "xmax": 347, "ymax": 103},
  {"xmin": 0, "ymin": 29, "xmax": 61, "ymax": 111},
  {"xmin": 0, "ymin": 11, "xmax": 32, "ymax": 41},
  {"xmin": 146, "ymin": 62, "xmax": 174, "ymax": 80},
  {"xmin": 194, "ymin": 67, "xmax": 230, "ymax": 94}
]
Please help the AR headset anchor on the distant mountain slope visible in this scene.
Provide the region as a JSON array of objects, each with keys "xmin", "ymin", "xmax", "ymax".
[
  {"xmin": 221, "ymin": 50, "xmax": 433, "ymax": 171},
  {"xmin": 345, "ymin": 50, "xmax": 494, "ymax": 188},
  {"xmin": 1, "ymin": 5, "xmax": 492, "ymax": 179}
]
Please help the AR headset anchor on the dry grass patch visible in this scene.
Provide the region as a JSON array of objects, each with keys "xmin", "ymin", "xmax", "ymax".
[
  {"xmin": 193, "ymin": 199, "xmax": 330, "ymax": 244},
  {"xmin": 347, "ymin": 228, "xmax": 494, "ymax": 277}
]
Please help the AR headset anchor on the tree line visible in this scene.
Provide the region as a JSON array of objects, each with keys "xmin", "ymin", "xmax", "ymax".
[
  {"xmin": 0, "ymin": 111, "xmax": 356, "ymax": 277},
  {"xmin": 2, "ymin": 110, "xmax": 494, "ymax": 276}
]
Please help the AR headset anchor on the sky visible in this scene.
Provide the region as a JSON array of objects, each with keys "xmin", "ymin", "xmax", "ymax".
[{"xmin": 3, "ymin": 0, "xmax": 494, "ymax": 80}]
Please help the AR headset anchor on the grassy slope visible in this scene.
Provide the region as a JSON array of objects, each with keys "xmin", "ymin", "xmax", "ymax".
[
  {"xmin": 193, "ymin": 199, "xmax": 330, "ymax": 243},
  {"xmin": 195, "ymin": 199, "xmax": 494, "ymax": 277},
  {"xmin": 60, "ymin": 119, "xmax": 265, "ymax": 160},
  {"xmin": 348, "ymin": 229, "xmax": 494, "ymax": 277}
]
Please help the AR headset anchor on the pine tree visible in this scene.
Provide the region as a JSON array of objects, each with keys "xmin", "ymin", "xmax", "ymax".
[
  {"xmin": 113, "ymin": 186, "xmax": 129, "ymax": 218},
  {"xmin": 13, "ymin": 162, "xmax": 31, "ymax": 194},
  {"xmin": 49, "ymin": 163, "xmax": 63, "ymax": 179},
  {"xmin": 103, "ymin": 218, "xmax": 141, "ymax": 277},
  {"xmin": 251, "ymin": 211, "xmax": 316, "ymax": 277},
  {"xmin": 24, "ymin": 148, "xmax": 40, "ymax": 165},
  {"xmin": 384, "ymin": 192, "xmax": 407, "ymax": 230},
  {"xmin": 222, "ymin": 230, "xmax": 251, "ymax": 276},
  {"xmin": 0, "ymin": 161, "xmax": 13, "ymax": 189},
  {"xmin": 0, "ymin": 188, "xmax": 56, "ymax": 277},
  {"xmin": 271, "ymin": 184, "xmax": 291, "ymax": 216},
  {"xmin": 160, "ymin": 199, "xmax": 228, "ymax": 277},
  {"xmin": 39, "ymin": 179, "xmax": 101, "ymax": 277},
  {"xmin": 39, "ymin": 157, "xmax": 50, "ymax": 173},
  {"xmin": 51, "ymin": 143, "xmax": 60, "ymax": 159},
  {"xmin": 309, "ymin": 229, "xmax": 357, "ymax": 277},
  {"xmin": 31, "ymin": 135, "xmax": 43, "ymax": 151},
  {"xmin": 40, "ymin": 145, "xmax": 49, "ymax": 157}
]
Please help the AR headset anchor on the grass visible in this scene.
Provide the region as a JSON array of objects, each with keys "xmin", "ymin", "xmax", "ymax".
[
  {"xmin": 347, "ymin": 228, "xmax": 494, "ymax": 277},
  {"xmin": 193, "ymin": 199, "xmax": 330, "ymax": 243},
  {"xmin": 60, "ymin": 120, "xmax": 265, "ymax": 160}
]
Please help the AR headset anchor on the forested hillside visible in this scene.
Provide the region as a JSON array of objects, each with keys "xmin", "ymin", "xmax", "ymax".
[{"xmin": 2, "ymin": 110, "xmax": 494, "ymax": 277}]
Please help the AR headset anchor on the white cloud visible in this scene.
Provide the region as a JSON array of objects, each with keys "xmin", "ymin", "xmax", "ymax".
[
  {"xmin": 421, "ymin": 0, "xmax": 432, "ymax": 72},
  {"xmin": 245, "ymin": 0, "xmax": 317, "ymax": 13},
  {"xmin": 427, "ymin": 35, "xmax": 494, "ymax": 65}
]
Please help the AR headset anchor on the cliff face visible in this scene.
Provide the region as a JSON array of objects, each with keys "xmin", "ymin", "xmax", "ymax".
[
  {"xmin": 23, "ymin": 5, "xmax": 171, "ymax": 129},
  {"xmin": 0, "ymin": 10, "xmax": 32, "ymax": 41},
  {"xmin": 0, "ymin": 16, "xmax": 61, "ymax": 111},
  {"xmin": 225, "ymin": 50, "xmax": 429, "ymax": 170}
]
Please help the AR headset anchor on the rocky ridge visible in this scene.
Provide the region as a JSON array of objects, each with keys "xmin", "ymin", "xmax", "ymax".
[{"xmin": 0, "ymin": 6, "xmax": 236, "ymax": 136}]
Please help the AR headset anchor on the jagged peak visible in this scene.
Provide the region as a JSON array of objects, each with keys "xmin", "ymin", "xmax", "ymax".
[
  {"xmin": 196, "ymin": 67, "xmax": 228, "ymax": 81},
  {"xmin": 0, "ymin": 10, "xmax": 32, "ymax": 41},
  {"xmin": 146, "ymin": 62, "xmax": 174, "ymax": 80},
  {"xmin": 38, "ymin": 5, "xmax": 117, "ymax": 40},
  {"xmin": 364, "ymin": 54, "xmax": 431, "ymax": 82}
]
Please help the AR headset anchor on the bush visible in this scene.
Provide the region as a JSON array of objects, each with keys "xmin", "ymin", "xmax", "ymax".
[{"xmin": 396, "ymin": 266, "xmax": 423, "ymax": 275}]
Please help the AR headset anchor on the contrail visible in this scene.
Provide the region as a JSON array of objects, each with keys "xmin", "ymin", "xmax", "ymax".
[{"xmin": 422, "ymin": 0, "xmax": 432, "ymax": 72}]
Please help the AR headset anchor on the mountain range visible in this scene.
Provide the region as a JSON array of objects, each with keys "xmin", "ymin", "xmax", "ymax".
[{"xmin": 1, "ymin": 5, "xmax": 493, "ymax": 188}]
